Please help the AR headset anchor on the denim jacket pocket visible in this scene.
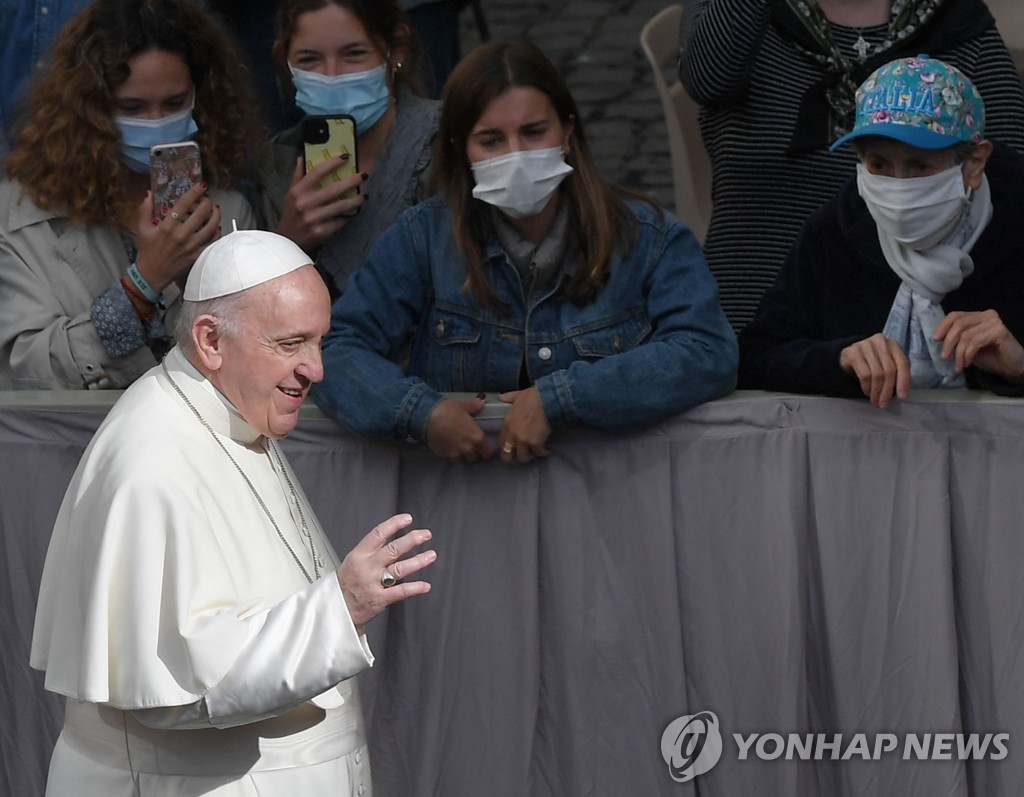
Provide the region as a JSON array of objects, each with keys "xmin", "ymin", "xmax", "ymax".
[
  {"xmin": 569, "ymin": 308, "xmax": 651, "ymax": 359},
  {"xmin": 427, "ymin": 305, "xmax": 483, "ymax": 346},
  {"xmin": 418, "ymin": 304, "xmax": 485, "ymax": 389}
]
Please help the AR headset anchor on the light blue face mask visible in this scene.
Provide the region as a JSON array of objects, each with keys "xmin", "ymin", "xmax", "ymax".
[
  {"xmin": 115, "ymin": 104, "xmax": 199, "ymax": 173},
  {"xmin": 288, "ymin": 62, "xmax": 392, "ymax": 132}
]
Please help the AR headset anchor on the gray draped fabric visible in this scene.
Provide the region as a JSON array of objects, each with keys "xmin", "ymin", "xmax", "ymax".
[{"xmin": 3, "ymin": 392, "xmax": 1023, "ymax": 796}]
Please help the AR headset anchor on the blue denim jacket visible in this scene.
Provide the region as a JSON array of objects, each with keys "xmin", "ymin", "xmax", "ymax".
[{"xmin": 312, "ymin": 196, "xmax": 738, "ymax": 441}]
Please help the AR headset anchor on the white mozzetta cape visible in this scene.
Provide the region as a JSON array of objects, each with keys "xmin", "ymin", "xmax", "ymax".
[{"xmin": 31, "ymin": 347, "xmax": 375, "ymax": 792}]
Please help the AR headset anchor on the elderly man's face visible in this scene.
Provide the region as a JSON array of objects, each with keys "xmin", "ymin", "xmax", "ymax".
[{"xmin": 213, "ymin": 265, "xmax": 330, "ymax": 439}]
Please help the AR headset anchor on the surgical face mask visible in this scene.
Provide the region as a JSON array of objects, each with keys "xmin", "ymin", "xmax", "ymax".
[
  {"xmin": 115, "ymin": 104, "xmax": 199, "ymax": 173},
  {"xmin": 470, "ymin": 146, "xmax": 573, "ymax": 219},
  {"xmin": 856, "ymin": 162, "xmax": 971, "ymax": 250},
  {"xmin": 288, "ymin": 63, "xmax": 391, "ymax": 131}
]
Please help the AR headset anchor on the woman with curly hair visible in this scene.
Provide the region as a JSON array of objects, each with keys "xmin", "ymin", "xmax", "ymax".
[
  {"xmin": 253, "ymin": 0, "xmax": 440, "ymax": 299},
  {"xmin": 312, "ymin": 39, "xmax": 737, "ymax": 464},
  {"xmin": 0, "ymin": 0, "xmax": 263, "ymax": 389}
]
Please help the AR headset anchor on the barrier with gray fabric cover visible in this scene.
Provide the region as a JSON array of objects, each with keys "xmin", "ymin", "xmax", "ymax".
[{"xmin": 1, "ymin": 391, "xmax": 1021, "ymax": 796}]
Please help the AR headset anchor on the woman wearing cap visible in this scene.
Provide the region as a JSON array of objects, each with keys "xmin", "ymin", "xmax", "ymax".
[
  {"xmin": 254, "ymin": 0, "xmax": 440, "ymax": 299},
  {"xmin": 738, "ymin": 55, "xmax": 1024, "ymax": 408},
  {"xmin": 312, "ymin": 39, "xmax": 738, "ymax": 464},
  {"xmin": 0, "ymin": 0, "xmax": 260, "ymax": 390},
  {"xmin": 679, "ymin": 0, "xmax": 1024, "ymax": 333}
]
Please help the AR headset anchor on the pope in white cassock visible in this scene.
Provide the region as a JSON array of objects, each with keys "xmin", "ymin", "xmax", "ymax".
[{"xmin": 30, "ymin": 230, "xmax": 437, "ymax": 796}]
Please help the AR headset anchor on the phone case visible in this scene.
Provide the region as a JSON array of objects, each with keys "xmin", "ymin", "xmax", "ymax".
[
  {"xmin": 302, "ymin": 115, "xmax": 359, "ymax": 209},
  {"xmin": 150, "ymin": 142, "xmax": 202, "ymax": 221}
]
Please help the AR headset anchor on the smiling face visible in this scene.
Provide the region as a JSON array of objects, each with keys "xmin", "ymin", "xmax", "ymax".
[
  {"xmin": 113, "ymin": 47, "xmax": 193, "ymax": 119},
  {"xmin": 204, "ymin": 266, "xmax": 331, "ymax": 439},
  {"xmin": 286, "ymin": 3, "xmax": 387, "ymax": 77}
]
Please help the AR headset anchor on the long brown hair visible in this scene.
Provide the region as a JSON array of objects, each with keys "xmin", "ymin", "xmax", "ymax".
[
  {"xmin": 435, "ymin": 39, "xmax": 649, "ymax": 306},
  {"xmin": 272, "ymin": 0, "xmax": 423, "ymax": 98},
  {"xmin": 5, "ymin": 0, "xmax": 263, "ymax": 225}
]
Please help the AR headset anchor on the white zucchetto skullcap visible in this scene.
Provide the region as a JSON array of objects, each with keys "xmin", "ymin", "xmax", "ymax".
[{"xmin": 184, "ymin": 229, "xmax": 313, "ymax": 301}]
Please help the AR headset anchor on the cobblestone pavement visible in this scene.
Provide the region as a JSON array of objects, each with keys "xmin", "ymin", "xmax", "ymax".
[{"xmin": 460, "ymin": 0, "xmax": 680, "ymax": 214}]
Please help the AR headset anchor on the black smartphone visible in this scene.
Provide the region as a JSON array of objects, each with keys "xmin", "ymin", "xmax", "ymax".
[{"xmin": 302, "ymin": 115, "xmax": 360, "ymax": 215}]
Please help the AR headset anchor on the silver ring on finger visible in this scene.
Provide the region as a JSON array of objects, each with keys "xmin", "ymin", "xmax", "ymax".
[{"xmin": 380, "ymin": 568, "xmax": 397, "ymax": 588}]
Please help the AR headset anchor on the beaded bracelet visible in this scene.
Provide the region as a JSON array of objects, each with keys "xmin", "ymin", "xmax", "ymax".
[{"xmin": 126, "ymin": 261, "xmax": 162, "ymax": 304}]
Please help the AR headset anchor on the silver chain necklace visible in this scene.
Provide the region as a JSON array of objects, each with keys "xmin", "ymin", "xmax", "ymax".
[{"xmin": 162, "ymin": 361, "xmax": 322, "ymax": 583}]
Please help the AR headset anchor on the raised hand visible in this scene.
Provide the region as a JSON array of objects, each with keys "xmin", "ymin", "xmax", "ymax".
[
  {"xmin": 337, "ymin": 513, "xmax": 436, "ymax": 628},
  {"xmin": 277, "ymin": 155, "xmax": 367, "ymax": 252}
]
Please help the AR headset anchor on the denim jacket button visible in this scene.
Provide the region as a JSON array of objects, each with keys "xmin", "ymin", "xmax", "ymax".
[
  {"xmin": 433, "ymin": 319, "xmax": 446, "ymax": 339},
  {"xmin": 538, "ymin": 346, "xmax": 552, "ymax": 361}
]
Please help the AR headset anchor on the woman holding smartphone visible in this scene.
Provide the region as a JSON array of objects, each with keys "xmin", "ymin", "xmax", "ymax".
[
  {"xmin": 255, "ymin": 0, "xmax": 441, "ymax": 298},
  {"xmin": 0, "ymin": 0, "xmax": 260, "ymax": 389},
  {"xmin": 312, "ymin": 40, "xmax": 738, "ymax": 464}
]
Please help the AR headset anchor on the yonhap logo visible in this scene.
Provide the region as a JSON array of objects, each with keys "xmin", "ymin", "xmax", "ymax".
[{"xmin": 661, "ymin": 711, "xmax": 723, "ymax": 782}]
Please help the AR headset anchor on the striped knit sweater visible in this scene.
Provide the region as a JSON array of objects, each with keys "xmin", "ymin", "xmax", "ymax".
[{"xmin": 679, "ymin": 0, "xmax": 1024, "ymax": 331}]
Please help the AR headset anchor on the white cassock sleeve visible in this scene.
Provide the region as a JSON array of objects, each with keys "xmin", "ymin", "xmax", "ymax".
[
  {"xmin": 131, "ymin": 575, "xmax": 372, "ymax": 730},
  {"xmin": 30, "ymin": 372, "xmax": 374, "ymax": 724}
]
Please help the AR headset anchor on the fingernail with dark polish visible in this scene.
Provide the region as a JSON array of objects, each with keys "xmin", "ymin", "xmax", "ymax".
[
  {"xmin": 151, "ymin": 218, "xmax": 159, "ymax": 226},
  {"xmin": 476, "ymin": 392, "xmax": 486, "ymax": 399},
  {"xmin": 360, "ymin": 173, "xmax": 369, "ymax": 180}
]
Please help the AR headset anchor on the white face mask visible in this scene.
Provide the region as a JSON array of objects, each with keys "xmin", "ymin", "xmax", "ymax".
[
  {"xmin": 471, "ymin": 146, "xmax": 573, "ymax": 219},
  {"xmin": 856, "ymin": 162, "xmax": 971, "ymax": 251}
]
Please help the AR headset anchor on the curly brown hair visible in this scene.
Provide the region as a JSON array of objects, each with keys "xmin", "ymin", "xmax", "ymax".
[{"xmin": 4, "ymin": 0, "xmax": 265, "ymax": 225}]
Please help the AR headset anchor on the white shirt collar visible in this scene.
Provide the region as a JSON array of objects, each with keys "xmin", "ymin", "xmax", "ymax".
[{"xmin": 161, "ymin": 347, "xmax": 263, "ymax": 445}]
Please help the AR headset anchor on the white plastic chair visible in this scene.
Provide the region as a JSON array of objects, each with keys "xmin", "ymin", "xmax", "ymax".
[{"xmin": 640, "ymin": 3, "xmax": 712, "ymax": 244}]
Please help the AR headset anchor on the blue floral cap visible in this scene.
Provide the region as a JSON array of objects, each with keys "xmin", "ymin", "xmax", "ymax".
[{"xmin": 830, "ymin": 54, "xmax": 985, "ymax": 151}]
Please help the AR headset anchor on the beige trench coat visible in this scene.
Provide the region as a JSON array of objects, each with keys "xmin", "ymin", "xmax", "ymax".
[{"xmin": 0, "ymin": 180, "xmax": 255, "ymax": 389}]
